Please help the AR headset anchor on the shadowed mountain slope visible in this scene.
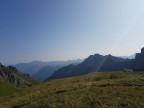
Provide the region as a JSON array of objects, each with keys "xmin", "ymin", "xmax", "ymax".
[{"xmin": 48, "ymin": 54, "xmax": 131, "ymax": 80}]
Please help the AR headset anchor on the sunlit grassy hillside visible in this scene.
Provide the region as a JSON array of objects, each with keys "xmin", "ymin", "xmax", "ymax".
[{"xmin": 1, "ymin": 71, "xmax": 144, "ymax": 108}]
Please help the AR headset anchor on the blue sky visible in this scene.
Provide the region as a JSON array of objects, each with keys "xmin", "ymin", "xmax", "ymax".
[{"xmin": 0, "ymin": 0, "xmax": 144, "ymax": 65}]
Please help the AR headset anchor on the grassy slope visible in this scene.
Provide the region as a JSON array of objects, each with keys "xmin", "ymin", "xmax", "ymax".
[
  {"xmin": 0, "ymin": 80, "xmax": 20, "ymax": 102},
  {"xmin": 1, "ymin": 71, "xmax": 144, "ymax": 108},
  {"xmin": 0, "ymin": 80, "xmax": 21, "ymax": 108}
]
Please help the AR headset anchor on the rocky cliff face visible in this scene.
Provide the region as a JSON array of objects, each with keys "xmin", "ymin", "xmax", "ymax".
[
  {"xmin": 134, "ymin": 48, "xmax": 144, "ymax": 70},
  {"xmin": 0, "ymin": 63, "xmax": 37, "ymax": 88}
]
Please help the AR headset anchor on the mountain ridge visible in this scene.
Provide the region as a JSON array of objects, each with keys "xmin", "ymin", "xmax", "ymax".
[{"xmin": 47, "ymin": 48, "xmax": 144, "ymax": 81}]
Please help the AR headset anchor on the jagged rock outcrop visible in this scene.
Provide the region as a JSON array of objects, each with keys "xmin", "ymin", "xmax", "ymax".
[
  {"xmin": 0, "ymin": 63, "xmax": 37, "ymax": 87},
  {"xmin": 133, "ymin": 47, "xmax": 144, "ymax": 70}
]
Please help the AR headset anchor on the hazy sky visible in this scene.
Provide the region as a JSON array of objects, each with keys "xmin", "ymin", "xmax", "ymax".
[{"xmin": 0, "ymin": 0, "xmax": 144, "ymax": 65}]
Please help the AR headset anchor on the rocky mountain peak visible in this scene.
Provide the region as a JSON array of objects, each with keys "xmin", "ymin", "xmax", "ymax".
[{"xmin": 0, "ymin": 63, "xmax": 38, "ymax": 87}]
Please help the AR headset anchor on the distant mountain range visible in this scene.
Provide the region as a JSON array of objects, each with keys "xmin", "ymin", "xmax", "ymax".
[
  {"xmin": 14, "ymin": 59, "xmax": 83, "ymax": 81},
  {"xmin": 33, "ymin": 65, "xmax": 61, "ymax": 81},
  {"xmin": 12, "ymin": 48, "xmax": 144, "ymax": 82},
  {"xmin": 14, "ymin": 61, "xmax": 49, "ymax": 75},
  {"xmin": 47, "ymin": 48, "xmax": 144, "ymax": 81}
]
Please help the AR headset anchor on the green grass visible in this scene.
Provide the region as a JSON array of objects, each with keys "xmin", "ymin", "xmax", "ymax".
[
  {"xmin": 0, "ymin": 80, "xmax": 21, "ymax": 103},
  {"xmin": 1, "ymin": 71, "xmax": 144, "ymax": 108}
]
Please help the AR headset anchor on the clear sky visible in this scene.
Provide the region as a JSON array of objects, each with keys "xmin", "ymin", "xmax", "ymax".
[{"xmin": 0, "ymin": 0, "xmax": 144, "ymax": 65}]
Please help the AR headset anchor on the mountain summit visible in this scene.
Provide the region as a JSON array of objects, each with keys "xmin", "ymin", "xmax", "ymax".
[{"xmin": 48, "ymin": 54, "xmax": 129, "ymax": 80}]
